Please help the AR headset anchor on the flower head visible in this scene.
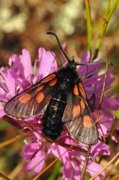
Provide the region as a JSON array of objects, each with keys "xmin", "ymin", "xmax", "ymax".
[{"xmin": 0, "ymin": 48, "xmax": 119, "ymax": 179}]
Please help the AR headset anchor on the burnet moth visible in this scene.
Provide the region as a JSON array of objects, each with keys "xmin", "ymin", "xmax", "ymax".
[{"xmin": 4, "ymin": 32, "xmax": 98, "ymax": 146}]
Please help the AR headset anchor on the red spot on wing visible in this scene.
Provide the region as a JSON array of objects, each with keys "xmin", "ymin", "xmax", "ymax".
[
  {"xmin": 36, "ymin": 92, "xmax": 44, "ymax": 103},
  {"xmin": 80, "ymin": 99, "xmax": 85, "ymax": 110},
  {"xmin": 42, "ymin": 74, "xmax": 56, "ymax": 83},
  {"xmin": 36, "ymin": 85, "xmax": 44, "ymax": 92},
  {"xmin": 73, "ymin": 85, "xmax": 79, "ymax": 96},
  {"xmin": 79, "ymin": 83, "xmax": 86, "ymax": 98},
  {"xmin": 73, "ymin": 105, "xmax": 81, "ymax": 117},
  {"xmin": 49, "ymin": 78, "xmax": 57, "ymax": 86},
  {"xmin": 19, "ymin": 93, "xmax": 31, "ymax": 104},
  {"xmin": 83, "ymin": 115, "xmax": 93, "ymax": 128}
]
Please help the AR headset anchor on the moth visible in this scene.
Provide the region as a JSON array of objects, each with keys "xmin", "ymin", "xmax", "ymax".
[{"xmin": 4, "ymin": 32, "xmax": 98, "ymax": 145}]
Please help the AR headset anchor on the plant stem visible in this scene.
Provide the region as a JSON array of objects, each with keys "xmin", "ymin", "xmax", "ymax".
[
  {"xmin": 93, "ymin": 0, "xmax": 119, "ymax": 60},
  {"xmin": 84, "ymin": 0, "xmax": 92, "ymax": 59}
]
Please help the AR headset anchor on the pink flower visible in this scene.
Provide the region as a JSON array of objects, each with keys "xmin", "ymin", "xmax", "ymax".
[{"xmin": 0, "ymin": 48, "xmax": 118, "ymax": 179}]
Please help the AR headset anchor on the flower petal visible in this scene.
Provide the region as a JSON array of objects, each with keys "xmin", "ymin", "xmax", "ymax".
[
  {"xmin": 20, "ymin": 49, "xmax": 32, "ymax": 79},
  {"xmin": 26, "ymin": 150, "xmax": 45, "ymax": 174},
  {"xmin": 37, "ymin": 48, "xmax": 57, "ymax": 79}
]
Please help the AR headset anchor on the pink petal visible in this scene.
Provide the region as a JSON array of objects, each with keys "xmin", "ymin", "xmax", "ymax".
[
  {"xmin": 51, "ymin": 143, "xmax": 68, "ymax": 163},
  {"xmin": 9, "ymin": 54, "xmax": 24, "ymax": 77},
  {"xmin": 27, "ymin": 150, "xmax": 45, "ymax": 173},
  {"xmin": 63, "ymin": 158, "xmax": 81, "ymax": 180},
  {"xmin": 63, "ymin": 160, "xmax": 72, "ymax": 179},
  {"xmin": 20, "ymin": 49, "xmax": 32, "ymax": 79},
  {"xmin": 91, "ymin": 141, "xmax": 110, "ymax": 157},
  {"xmin": 87, "ymin": 161, "xmax": 105, "ymax": 179},
  {"xmin": 0, "ymin": 68, "xmax": 15, "ymax": 96},
  {"xmin": 37, "ymin": 48, "xmax": 57, "ymax": 78},
  {"xmin": 23, "ymin": 142, "xmax": 39, "ymax": 160},
  {"xmin": 34, "ymin": 158, "xmax": 45, "ymax": 174}
]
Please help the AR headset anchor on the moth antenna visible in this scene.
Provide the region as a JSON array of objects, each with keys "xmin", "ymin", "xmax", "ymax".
[{"xmin": 47, "ymin": 32, "xmax": 71, "ymax": 62}]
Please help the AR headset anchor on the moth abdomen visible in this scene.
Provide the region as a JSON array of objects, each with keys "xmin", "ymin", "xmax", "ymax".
[{"xmin": 42, "ymin": 91, "xmax": 66, "ymax": 139}]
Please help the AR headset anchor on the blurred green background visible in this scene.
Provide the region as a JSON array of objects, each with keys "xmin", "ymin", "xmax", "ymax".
[{"xmin": 0, "ymin": 0, "xmax": 119, "ymax": 180}]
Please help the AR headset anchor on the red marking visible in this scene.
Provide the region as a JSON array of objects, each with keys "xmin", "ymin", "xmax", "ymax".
[
  {"xmin": 80, "ymin": 99, "xmax": 85, "ymax": 110},
  {"xmin": 73, "ymin": 105, "xmax": 81, "ymax": 117},
  {"xmin": 73, "ymin": 85, "xmax": 79, "ymax": 96},
  {"xmin": 36, "ymin": 92, "xmax": 44, "ymax": 103},
  {"xmin": 49, "ymin": 78, "xmax": 57, "ymax": 86},
  {"xmin": 36, "ymin": 85, "xmax": 44, "ymax": 92},
  {"xmin": 83, "ymin": 115, "xmax": 93, "ymax": 128},
  {"xmin": 19, "ymin": 93, "xmax": 31, "ymax": 104},
  {"xmin": 79, "ymin": 83, "xmax": 86, "ymax": 98},
  {"xmin": 42, "ymin": 74, "xmax": 56, "ymax": 83}
]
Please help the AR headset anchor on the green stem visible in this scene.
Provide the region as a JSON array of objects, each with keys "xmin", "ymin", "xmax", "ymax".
[
  {"xmin": 48, "ymin": 161, "xmax": 61, "ymax": 180},
  {"xmin": 93, "ymin": 0, "xmax": 119, "ymax": 60},
  {"xmin": 84, "ymin": 0, "xmax": 92, "ymax": 57}
]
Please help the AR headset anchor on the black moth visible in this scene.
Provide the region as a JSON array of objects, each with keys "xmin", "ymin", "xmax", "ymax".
[{"xmin": 4, "ymin": 32, "xmax": 98, "ymax": 145}]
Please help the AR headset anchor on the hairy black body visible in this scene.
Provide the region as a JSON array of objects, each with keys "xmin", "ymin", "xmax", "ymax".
[
  {"xmin": 42, "ymin": 91, "xmax": 66, "ymax": 139},
  {"xmin": 42, "ymin": 61, "xmax": 79, "ymax": 139}
]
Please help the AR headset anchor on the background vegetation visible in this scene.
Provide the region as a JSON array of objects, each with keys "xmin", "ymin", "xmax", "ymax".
[{"xmin": 0, "ymin": 0, "xmax": 119, "ymax": 179}]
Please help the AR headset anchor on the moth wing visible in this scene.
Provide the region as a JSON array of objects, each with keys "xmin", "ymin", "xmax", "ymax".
[
  {"xmin": 62, "ymin": 83, "xmax": 98, "ymax": 145},
  {"xmin": 4, "ymin": 73, "xmax": 58, "ymax": 119}
]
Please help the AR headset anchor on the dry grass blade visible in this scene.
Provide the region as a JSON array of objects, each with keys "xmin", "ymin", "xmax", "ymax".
[
  {"xmin": 0, "ymin": 135, "xmax": 23, "ymax": 149},
  {"xmin": 0, "ymin": 172, "xmax": 11, "ymax": 180},
  {"xmin": 89, "ymin": 152, "xmax": 119, "ymax": 180}
]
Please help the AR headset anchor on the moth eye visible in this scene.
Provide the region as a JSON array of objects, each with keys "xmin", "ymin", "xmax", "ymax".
[
  {"xmin": 19, "ymin": 93, "xmax": 31, "ymax": 104},
  {"xmin": 36, "ymin": 92, "xmax": 44, "ymax": 103},
  {"xmin": 83, "ymin": 115, "xmax": 93, "ymax": 128},
  {"xmin": 73, "ymin": 85, "xmax": 79, "ymax": 96},
  {"xmin": 49, "ymin": 78, "xmax": 57, "ymax": 86}
]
